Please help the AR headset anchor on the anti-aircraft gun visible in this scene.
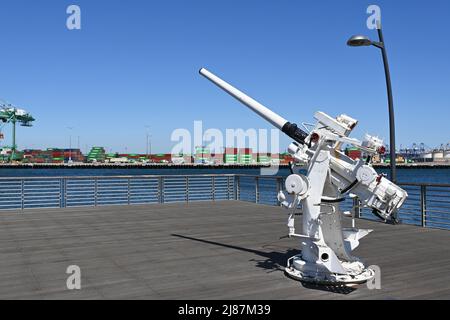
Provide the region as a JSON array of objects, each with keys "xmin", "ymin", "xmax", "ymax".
[{"xmin": 200, "ymin": 68, "xmax": 408, "ymax": 285}]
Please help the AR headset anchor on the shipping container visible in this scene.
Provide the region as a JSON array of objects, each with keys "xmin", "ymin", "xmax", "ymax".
[
  {"xmin": 225, "ymin": 148, "xmax": 238, "ymax": 155},
  {"xmin": 345, "ymin": 147, "xmax": 362, "ymax": 160}
]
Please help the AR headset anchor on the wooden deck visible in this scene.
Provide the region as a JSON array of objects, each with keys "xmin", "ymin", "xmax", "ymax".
[{"xmin": 0, "ymin": 201, "xmax": 449, "ymax": 300}]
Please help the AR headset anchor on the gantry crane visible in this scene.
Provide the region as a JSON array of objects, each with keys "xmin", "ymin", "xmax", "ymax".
[{"xmin": 0, "ymin": 100, "xmax": 35, "ymax": 161}]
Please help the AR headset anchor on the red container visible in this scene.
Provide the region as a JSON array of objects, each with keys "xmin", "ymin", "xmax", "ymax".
[
  {"xmin": 225, "ymin": 148, "xmax": 238, "ymax": 155},
  {"xmin": 346, "ymin": 151, "xmax": 361, "ymax": 160}
]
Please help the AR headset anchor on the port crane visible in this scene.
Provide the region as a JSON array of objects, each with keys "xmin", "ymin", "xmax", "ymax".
[
  {"xmin": 200, "ymin": 68, "xmax": 408, "ymax": 285},
  {"xmin": 0, "ymin": 100, "xmax": 35, "ymax": 161}
]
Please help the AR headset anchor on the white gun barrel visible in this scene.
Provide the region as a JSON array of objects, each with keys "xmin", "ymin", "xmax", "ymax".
[{"xmin": 200, "ymin": 68, "xmax": 308, "ymax": 144}]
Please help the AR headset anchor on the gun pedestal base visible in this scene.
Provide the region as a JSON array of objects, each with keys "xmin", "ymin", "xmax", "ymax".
[{"xmin": 285, "ymin": 253, "xmax": 375, "ymax": 285}]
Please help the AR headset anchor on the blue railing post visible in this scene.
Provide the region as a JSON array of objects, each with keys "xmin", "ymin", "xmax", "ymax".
[
  {"xmin": 236, "ymin": 176, "xmax": 240, "ymax": 201},
  {"xmin": 60, "ymin": 178, "xmax": 63, "ymax": 208},
  {"xmin": 158, "ymin": 176, "xmax": 164, "ymax": 204},
  {"xmin": 421, "ymin": 185, "xmax": 427, "ymax": 227},
  {"xmin": 60, "ymin": 178, "xmax": 66, "ymax": 208},
  {"xmin": 353, "ymin": 197, "xmax": 361, "ymax": 219},
  {"xmin": 186, "ymin": 176, "xmax": 189, "ymax": 202},
  {"xmin": 21, "ymin": 179, "xmax": 25, "ymax": 210},
  {"xmin": 94, "ymin": 177, "xmax": 98, "ymax": 207},
  {"xmin": 127, "ymin": 178, "xmax": 131, "ymax": 205},
  {"xmin": 255, "ymin": 176, "xmax": 259, "ymax": 204},
  {"xmin": 212, "ymin": 176, "xmax": 215, "ymax": 201}
]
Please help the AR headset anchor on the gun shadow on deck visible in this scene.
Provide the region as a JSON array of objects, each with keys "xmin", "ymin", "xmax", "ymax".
[{"xmin": 171, "ymin": 234, "xmax": 357, "ymax": 294}]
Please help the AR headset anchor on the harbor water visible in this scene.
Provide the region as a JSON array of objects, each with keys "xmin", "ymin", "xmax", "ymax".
[{"xmin": 0, "ymin": 167, "xmax": 449, "ymax": 184}]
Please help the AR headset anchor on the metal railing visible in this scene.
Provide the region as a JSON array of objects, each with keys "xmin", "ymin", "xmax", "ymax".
[
  {"xmin": 336, "ymin": 182, "xmax": 450, "ymax": 230},
  {"xmin": 0, "ymin": 175, "xmax": 236, "ymax": 209},
  {"xmin": 0, "ymin": 175, "xmax": 449, "ymax": 230},
  {"xmin": 235, "ymin": 175, "xmax": 284, "ymax": 206},
  {"xmin": 0, "ymin": 174, "xmax": 286, "ymax": 210},
  {"xmin": 394, "ymin": 183, "xmax": 450, "ymax": 229}
]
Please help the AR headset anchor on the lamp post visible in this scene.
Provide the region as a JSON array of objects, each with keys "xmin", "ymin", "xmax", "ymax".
[
  {"xmin": 347, "ymin": 25, "xmax": 397, "ymax": 184},
  {"xmin": 67, "ymin": 126, "xmax": 74, "ymax": 163},
  {"xmin": 145, "ymin": 125, "xmax": 152, "ymax": 161}
]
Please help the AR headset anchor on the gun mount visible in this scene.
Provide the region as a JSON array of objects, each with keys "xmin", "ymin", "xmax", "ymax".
[{"xmin": 200, "ymin": 68, "xmax": 408, "ymax": 285}]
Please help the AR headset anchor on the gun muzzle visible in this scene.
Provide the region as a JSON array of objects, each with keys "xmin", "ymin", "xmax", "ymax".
[{"xmin": 199, "ymin": 68, "xmax": 308, "ymax": 144}]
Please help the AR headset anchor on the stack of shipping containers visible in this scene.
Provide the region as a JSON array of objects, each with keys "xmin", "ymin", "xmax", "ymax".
[
  {"xmin": 106, "ymin": 153, "xmax": 117, "ymax": 161},
  {"xmin": 22, "ymin": 149, "xmax": 50, "ymax": 163},
  {"xmin": 224, "ymin": 147, "xmax": 238, "ymax": 164},
  {"xmin": 63, "ymin": 149, "xmax": 85, "ymax": 162},
  {"xmin": 0, "ymin": 155, "xmax": 8, "ymax": 162},
  {"xmin": 194, "ymin": 146, "xmax": 211, "ymax": 164},
  {"xmin": 257, "ymin": 154, "xmax": 270, "ymax": 164},
  {"xmin": 87, "ymin": 147, "xmax": 106, "ymax": 163},
  {"xmin": 22, "ymin": 148, "xmax": 86, "ymax": 163},
  {"xmin": 210, "ymin": 153, "xmax": 224, "ymax": 165},
  {"xmin": 238, "ymin": 148, "xmax": 252, "ymax": 164},
  {"xmin": 50, "ymin": 149, "xmax": 64, "ymax": 163},
  {"xmin": 22, "ymin": 149, "xmax": 57, "ymax": 163},
  {"xmin": 121, "ymin": 154, "xmax": 140, "ymax": 163},
  {"xmin": 151, "ymin": 154, "xmax": 172, "ymax": 163}
]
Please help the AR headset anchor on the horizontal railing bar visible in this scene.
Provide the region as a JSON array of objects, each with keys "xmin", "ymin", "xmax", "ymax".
[
  {"xmin": 398, "ymin": 211, "xmax": 421, "ymax": 216},
  {"xmin": 425, "ymin": 194, "xmax": 450, "ymax": 200},
  {"xmin": 423, "ymin": 215, "xmax": 450, "ymax": 222},
  {"xmin": 0, "ymin": 192, "xmax": 22, "ymax": 196},
  {"xmin": 0, "ymin": 174, "xmax": 240, "ymax": 181},
  {"xmin": 399, "ymin": 216, "xmax": 422, "ymax": 221},
  {"xmin": 22, "ymin": 196, "xmax": 61, "ymax": 200},
  {"xmin": 401, "ymin": 192, "xmax": 421, "ymax": 196},
  {"xmin": 425, "ymin": 209, "xmax": 450, "ymax": 215},
  {"xmin": 423, "ymin": 219, "xmax": 450, "ymax": 226},
  {"xmin": 398, "ymin": 182, "xmax": 450, "ymax": 188},
  {"xmin": 426, "ymin": 204, "xmax": 450, "ymax": 210},
  {"xmin": 23, "ymin": 202, "xmax": 60, "ymax": 205}
]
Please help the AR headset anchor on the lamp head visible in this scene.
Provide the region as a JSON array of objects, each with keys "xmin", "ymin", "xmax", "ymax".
[{"xmin": 347, "ymin": 35, "xmax": 372, "ymax": 47}]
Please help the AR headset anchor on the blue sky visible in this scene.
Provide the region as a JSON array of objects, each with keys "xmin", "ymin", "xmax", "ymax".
[{"xmin": 0, "ymin": 0, "xmax": 449, "ymax": 153}]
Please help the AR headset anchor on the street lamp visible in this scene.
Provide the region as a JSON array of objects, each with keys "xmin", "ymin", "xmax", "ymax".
[
  {"xmin": 347, "ymin": 25, "xmax": 397, "ymax": 184},
  {"xmin": 67, "ymin": 126, "xmax": 74, "ymax": 163},
  {"xmin": 145, "ymin": 125, "xmax": 152, "ymax": 160}
]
